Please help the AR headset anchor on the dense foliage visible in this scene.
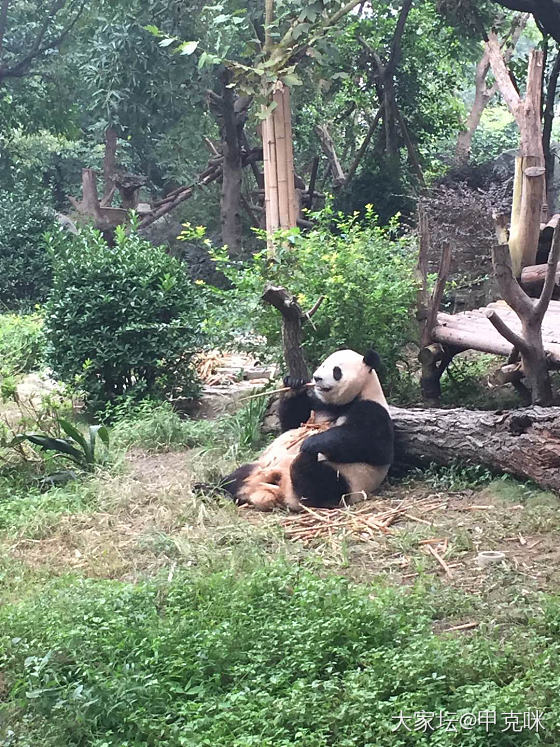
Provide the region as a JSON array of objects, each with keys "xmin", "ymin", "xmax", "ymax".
[
  {"xmin": 44, "ymin": 226, "xmax": 202, "ymax": 412},
  {"xmin": 0, "ymin": 563, "xmax": 558, "ymax": 745},
  {"xmin": 206, "ymin": 205, "xmax": 417, "ymax": 390},
  {"xmin": 0, "ymin": 189, "xmax": 57, "ymax": 308},
  {"xmin": 0, "ymin": 313, "xmax": 43, "ymax": 378}
]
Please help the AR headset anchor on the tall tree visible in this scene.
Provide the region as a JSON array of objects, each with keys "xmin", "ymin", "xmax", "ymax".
[{"xmin": 0, "ymin": 0, "xmax": 84, "ymax": 85}]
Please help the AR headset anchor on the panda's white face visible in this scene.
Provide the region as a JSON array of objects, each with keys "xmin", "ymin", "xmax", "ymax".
[{"xmin": 312, "ymin": 349, "xmax": 386, "ymax": 407}]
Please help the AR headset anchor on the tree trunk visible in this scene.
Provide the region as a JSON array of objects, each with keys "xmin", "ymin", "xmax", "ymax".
[
  {"xmin": 543, "ymin": 50, "xmax": 560, "ymax": 214},
  {"xmin": 262, "ymin": 285, "xmax": 309, "ymax": 380},
  {"xmin": 520, "ymin": 262, "xmax": 560, "ymax": 295},
  {"xmin": 486, "ymin": 39, "xmax": 545, "ymax": 275},
  {"xmin": 455, "ymin": 14, "xmax": 527, "ymax": 164},
  {"xmin": 455, "ymin": 51, "xmax": 494, "ymax": 164},
  {"xmin": 220, "ymin": 69, "xmax": 243, "ymax": 256},
  {"xmin": 390, "ymin": 405, "xmax": 560, "ymax": 493}
]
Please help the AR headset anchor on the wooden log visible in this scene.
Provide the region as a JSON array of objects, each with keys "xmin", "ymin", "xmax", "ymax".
[
  {"xmin": 520, "ymin": 263, "xmax": 560, "ymax": 295},
  {"xmin": 432, "ymin": 324, "xmax": 514, "ymax": 357},
  {"xmin": 390, "ymin": 405, "xmax": 560, "ymax": 493}
]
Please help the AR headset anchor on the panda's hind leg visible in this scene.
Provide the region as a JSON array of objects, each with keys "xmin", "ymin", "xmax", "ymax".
[
  {"xmin": 220, "ymin": 463, "xmax": 258, "ymax": 503},
  {"xmin": 290, "ymin": 452, "xmax": 348, "ymax": 508}
]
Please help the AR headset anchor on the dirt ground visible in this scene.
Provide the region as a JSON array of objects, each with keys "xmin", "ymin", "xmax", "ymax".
[{"xmin": 4, "ymin": 448, "xmax": 560, "ymax": 629}]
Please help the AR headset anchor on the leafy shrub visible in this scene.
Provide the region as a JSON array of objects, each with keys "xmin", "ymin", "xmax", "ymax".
[
  {"xmin": 0, "ymin": 312, "xmax": 43, "ymax": 376},
  {"xmin": 202, "ymin": 205, "xmax": 418, "ymax": 392},
  {"xmin": 44, "ymin": 225, "xmax": 203, "ymax": 413},
  {"xmin": 0, "ymin": 187, "xmax": 57, "ymax": 307}
]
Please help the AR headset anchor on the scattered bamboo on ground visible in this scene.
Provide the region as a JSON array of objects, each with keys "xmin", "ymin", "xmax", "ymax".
[{"xmin": 279, "ymin": 496, "xmax": 446, "ymax": 545}]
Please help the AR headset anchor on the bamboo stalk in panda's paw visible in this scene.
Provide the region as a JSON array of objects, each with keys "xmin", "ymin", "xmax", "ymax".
[{"xmin": 240, "ymin": 382, "xmax": 315, "ymax": 401}]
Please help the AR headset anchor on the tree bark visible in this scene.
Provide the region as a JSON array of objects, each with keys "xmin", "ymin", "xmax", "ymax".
[{"xmin": 391, "ymin": 404, "xmax": 560, "ymax": 493}]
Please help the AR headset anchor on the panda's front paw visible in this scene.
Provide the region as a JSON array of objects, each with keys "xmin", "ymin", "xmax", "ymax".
[
  {"xmin": 300, "ymin": 434, "xmax": 323, "ymax": 456},
  {"xmin": 283, "ymin": 375, "xmax": 309, "ymax": 391}
]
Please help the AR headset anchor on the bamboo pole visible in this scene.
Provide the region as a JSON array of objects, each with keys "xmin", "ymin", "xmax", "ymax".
[
  {"xmin": 262, "ymin": 112, "xmax": 273, "ymax": 248},
  {"xmin": 265, "ymin": 100, "xmax": 280, "ymax": 256},
  {"xmin": 274, "ymin": 88, "xmax": 290, "ymax": 228},
  {"xmin": 281, "ymin": 85, "xmax": 298, "ymax": 227}
]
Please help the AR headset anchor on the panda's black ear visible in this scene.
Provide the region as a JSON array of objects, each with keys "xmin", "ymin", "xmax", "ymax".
[{"xmin": 363, "ymin": 348, "xmax": 381, "ymax": 371}]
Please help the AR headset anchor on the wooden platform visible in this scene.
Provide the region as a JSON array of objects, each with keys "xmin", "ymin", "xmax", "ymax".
[{"xmin": 432, "ymin": 299, "xmax": 560, "ymax": 364}]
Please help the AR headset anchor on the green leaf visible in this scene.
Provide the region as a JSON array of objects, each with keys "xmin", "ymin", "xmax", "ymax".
[
  {"xmin": 89, "ymin": 424, "xmax": 110, "ymax": 458},
  {"xmin": 12, "ymin": 434, "xmax": 84, "ymax": 462},
  {"xmin": 177, "ymin": 41, "xmax": 198, "ymax": 56},
  {"xmin": 144, "ymin": 25, "xmax": 161, "ymax": 36},
  {"xmin": 59, "ymin": 419, "xmax": 88, "ymax": 452},
  {"xmin": 282, "ymin": 73, "xmax": 302, "ymax": 87}
]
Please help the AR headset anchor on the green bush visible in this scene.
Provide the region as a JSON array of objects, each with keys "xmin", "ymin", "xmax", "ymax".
[
  {"xmin": 44, "ymin": 226, "xmax": 203, "ymax": 413},
  {"xmin": 203, "ymin": 205, "xmax": 418, "ymax": 391},
  {"xmin": 0, "ymin": 188, "xmax": 57, "ymax": 307},
  {"xmin": 0, "ymin": 312, "xmax": 43, "ymax": 376}
]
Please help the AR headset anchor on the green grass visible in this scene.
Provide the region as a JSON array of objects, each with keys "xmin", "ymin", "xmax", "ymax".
[
  {"xmin": 111, "ymin": 399, "xmax": 270, "ymax": 456},
  {"xmin": 0, "ymin": 561, "xmax": 558, "ymax": 746},
  {"xmin": 0, "ymin": 469, "xmax": 102, "ymax": 536}
]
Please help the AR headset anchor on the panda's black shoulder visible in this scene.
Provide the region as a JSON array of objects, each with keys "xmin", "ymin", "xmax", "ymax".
[{"xmin": 346, "ymin": 399, "xmax": 393, "ymax": 432}]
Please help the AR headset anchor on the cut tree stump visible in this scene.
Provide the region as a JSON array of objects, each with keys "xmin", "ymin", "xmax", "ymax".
[{"xmin": 390, "ymin": 405, "xmax": 560, "ymax": 493}]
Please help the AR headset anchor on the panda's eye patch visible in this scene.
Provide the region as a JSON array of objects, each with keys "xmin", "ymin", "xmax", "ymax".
[{"xmin": 333, "ymin": 366, "xmax": 342, "ymax": 381}]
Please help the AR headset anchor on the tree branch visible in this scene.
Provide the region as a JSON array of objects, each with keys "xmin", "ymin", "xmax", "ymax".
[
  {"xmin": 486, "ymin": 31, "xmax": 521, "ymax": 120},
  {"xmin": 0, "ymin": 0, "xmax": 85, "ymax": 82},
  {"xmin": 489, "ymin": 0, "xmax": 560, "ymax": 43},
  {"xmin": 485, "ymin": 309, "xmax": 528, "ymax": 352},
  {"xmin": 345, "ymin": 108, "xmax": 382, "ymax": 184},
  {"xmin": 304, "ymin": 295, "xmax": 325, "ymax": 320},
  {"xmin": 385, "ymin": 0, "xmax": 413, "ymax": 78},
  {"xmin": 492, "ymin": 243, "xmax": 535, "ymax": 318}
]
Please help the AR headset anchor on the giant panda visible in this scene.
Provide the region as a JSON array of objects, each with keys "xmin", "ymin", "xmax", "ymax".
[{"xmin": 222, "ymin": 347, "xmax": 394, "ymax": 511}]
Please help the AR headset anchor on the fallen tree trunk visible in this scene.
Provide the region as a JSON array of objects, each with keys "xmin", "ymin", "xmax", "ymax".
[{"xmin": 390, "ymin": 405, "xmax": 560, "ymax": 493}]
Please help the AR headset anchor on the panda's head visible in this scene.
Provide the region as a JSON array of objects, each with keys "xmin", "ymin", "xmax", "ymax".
[{"xmin": 311, "ymin": 348, "xmax": 387, "ymax": 408}]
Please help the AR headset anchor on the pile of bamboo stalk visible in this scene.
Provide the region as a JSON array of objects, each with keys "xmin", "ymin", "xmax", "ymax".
[{"xmin": 281, "ymin": 495, "xmax": 447, "ymax": 544}]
